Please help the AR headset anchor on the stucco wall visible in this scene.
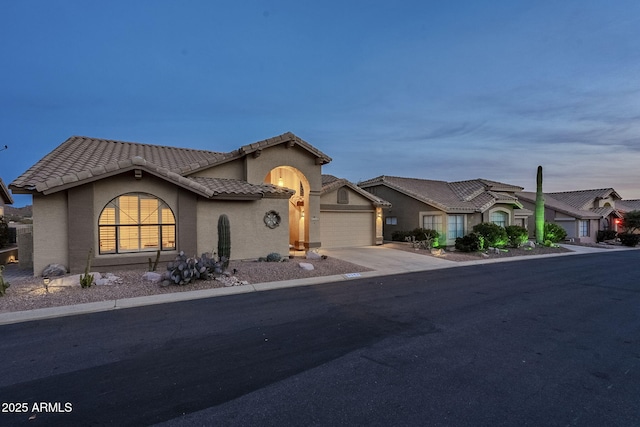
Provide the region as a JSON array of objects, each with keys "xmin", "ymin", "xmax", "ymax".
[
  {"xmin": 33, "ymin": 192, "xmax": 68, "ymax": 275},
  {"xmin": 196, "ymin": 198, "xmax": 290, "ymax": 260},
  {"xmin": 244, "ymin": 144, "xmax": 323, "ymax": 249},
  {"xmin": 88, "ymin": 173, "xmax": 183, "ymax": 271},
  {"xmin": 192, "ymin": 158, "xmax": 245, "ymax": 180}
]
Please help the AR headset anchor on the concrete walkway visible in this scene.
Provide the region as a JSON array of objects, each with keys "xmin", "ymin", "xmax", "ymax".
[{"xmin": 0, "ymin": 243, "xmax": 634, "ymax": 325}]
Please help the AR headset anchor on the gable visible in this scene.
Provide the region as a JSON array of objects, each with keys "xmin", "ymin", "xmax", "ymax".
[{"xmin": 10, "ymin": 132, "xmax": 326, "ymax": 200}]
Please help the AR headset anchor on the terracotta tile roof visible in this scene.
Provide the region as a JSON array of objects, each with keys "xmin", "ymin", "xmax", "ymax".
[
  {"xmin": 548, "ymin": 188, "xmax": 621, "ymax": 211},
  {"xmin": 359, "ymin": 175, "xmax": 522, "ymax": 213},
  {"xmin": 618, "ymin": 200, "xmax": 640, "ymax": 212},
  {"xmin": 190, "ymin": 177, "xmax": 295, "ymax": 199},
  {"xmin": 321, "ymin": 174, "xmax": 391, "ymax": 207},
  {"xmin": 10, "ymin": 132, "xmax": 329, "ymax": 200},
  {"xmin": 0, "ymin": 178, "xmax": 13, "ymax": 205},
  {"xmin": 10, "ymin": 136, "xmax": 222, "ymax": 192},
  {"xmin": 516, "ymin": 192, "xmax": 601, "ymax": 219},
  {"xmin": 240, "ymin": 132, "xmax": 332, "ymax": 165}
]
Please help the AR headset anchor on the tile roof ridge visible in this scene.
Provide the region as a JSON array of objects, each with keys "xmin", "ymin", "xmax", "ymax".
[{"xmin": 70, "ymin": 135, "xmax": 222, "ymax": 154}]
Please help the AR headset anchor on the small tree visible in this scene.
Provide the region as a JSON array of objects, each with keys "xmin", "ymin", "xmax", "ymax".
[{"xmin": 622, "ymin": 210, "xmax": 640, "ymax": 234}]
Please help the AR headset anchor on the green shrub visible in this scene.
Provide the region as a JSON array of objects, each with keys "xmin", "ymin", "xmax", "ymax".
[
  {"xmin": 455, "ymin": 233, "xmax": 485, "ymax": 252},
  {"xmin": 472, "ymin": 222, "xmax": 508, "ymax": 248},
  {"xmin": 619, "ymin": 233, "xmax": 640, "ymax": 247},
  {"xmin": 391, "ymin": 230, "xmax": 411, "ymax": 242},
  {"xmin": 505, "ymin": 225, "xmax": 529, "ymax": 248},
  {"xmin": 597, "ymin": 230, "xmax": 617, "ymax": 242},
  {"xmin": 543, "ymin": 222, "xmax": 567, "ymax": 243}
]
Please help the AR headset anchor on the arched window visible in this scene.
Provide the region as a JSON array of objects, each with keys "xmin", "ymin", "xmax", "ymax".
[
  {"xmin": 98, "ymin": 193, "xmax": 176, "ymax": 254},
  {"xmin": 490, "ymin": 211, "xmax": 508, "ymax": 227},
  {"xmin": 337, "ymin": 187, "xmax": 349, "ymax": 204}
]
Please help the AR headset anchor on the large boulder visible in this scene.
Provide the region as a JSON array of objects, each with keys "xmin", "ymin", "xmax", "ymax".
[{"xmin": 42, "ymin": 264, "xmax": 68, "ymax": 277}]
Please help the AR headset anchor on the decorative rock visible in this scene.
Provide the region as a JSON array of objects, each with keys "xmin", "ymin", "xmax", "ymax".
[
  {"xmin": 142, "ymin": 272, "xmax": 163, "ymax": 283},
  {"xmin": 215, "ymin": 275, "xmax": 250, "ymax": 287},
  {"xmin": 522, "ymin": 241, "xmax": 536, "ymax": 248},
  {"xmin": 48, "ymin": 272, "xmax": 102, "ymax": 288},
  {"xmin": 299, "ymin": 262, "xmax": 315, "ymax": 271},
  {"xmin": 42, "ymin": 264, "xmax": 68, "ymax": 277},
  {"xmin": 306, "ymin": 250, "xmax": 322, "ymax": 260},
  {"xmin": 430, "ymin": 248, "xmax": 445, "ymax": 256}
]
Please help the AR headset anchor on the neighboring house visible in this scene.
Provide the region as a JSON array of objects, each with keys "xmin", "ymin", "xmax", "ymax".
[
  {"xmin": 320, "ymin": 175, "xmax": 391, "ymax": 248},
  {"xmin": 358, "ymin": 176, "xmax": 531, "ymax": 246},
  {"xmin": 516, "ymin": 192, "xmax": 602, "ymax": 243},
  {"xmin": 0, "ymin": 178, "xmax": 13, "ymax": 217},
  {"xmin": 617, "ymin": 199, "xmax": 640, "ymax": 214},
  {"xmin": 10, "ymin": 132, "xmax": 387, "ymax": 276},
  {"xmin": 517, "ymin": 188, "xmax": 624, "ymax": 243}
]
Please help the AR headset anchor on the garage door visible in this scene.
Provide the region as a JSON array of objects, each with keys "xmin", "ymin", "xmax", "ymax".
[{"xmin": 320, "ymin": 211, "xmax": 374, "ymax": 248}]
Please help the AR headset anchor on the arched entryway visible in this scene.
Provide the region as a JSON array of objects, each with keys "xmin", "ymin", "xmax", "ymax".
[{"xmin": 264, "ymin": 166, "xmax": 310, "ymax": 250}]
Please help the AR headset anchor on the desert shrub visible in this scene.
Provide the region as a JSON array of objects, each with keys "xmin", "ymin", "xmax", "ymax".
[
  {"xmin": 596, "ymin": 229, "xmax": 617, "ymax": 242},
  {"xmin": 543, "ymin": 222, "xmax": 567, "ymax": 243},
  {"xmin": 392, "ymin": 228, "xmax": 440, "ymax": 247},
  {"xmin": 455, "ymin": 232, "xmax": 485, "ymax": 252},
  {"xmin": 472, "ymin": 222, "xmax": 508, "ymax": 248},
  {"xmin": 391, "ymin": 230, "xmax": 411, "ymax": 241},
  {"xmin": 266, "ymin": 252, "xmax": 282, "ymax": 262},
  {"xmin": 505, "ymin": 225, "xmax": 529, "ymax": 248},
  {"xmin": 619, "ymin": 233, "xmax": 640, "ymax": 247}
]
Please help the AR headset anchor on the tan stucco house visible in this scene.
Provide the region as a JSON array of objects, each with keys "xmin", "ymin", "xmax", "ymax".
[
  {"xmin": 517, "ymin": 188, "xmax": 624, "ymax": 243},
  {"xmin": 10, "ymin": 132, "xmax": 388, "ymax": 276},
  {"xmin": 358, "ymin": 175, "xmax": 531, "ymax": 246},
  {"xmin": 516, "ymin": 192, "xmax": 602, "ymax": 243}
]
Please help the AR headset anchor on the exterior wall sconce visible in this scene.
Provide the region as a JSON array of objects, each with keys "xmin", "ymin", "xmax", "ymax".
[
  {"xmin": 377, "ymin": 209, "xmax": 382, "ymax": 218},
  {"xmin": 134, "ymin": 169, "xmax": 143, "ymax": 180},
  {"xmin": 301, "ymin": 209, "xmax": 305, "ymax": 218},
  {"xmin": 278, "ymin": 177, "xmax": 284, "ymax": 187}
]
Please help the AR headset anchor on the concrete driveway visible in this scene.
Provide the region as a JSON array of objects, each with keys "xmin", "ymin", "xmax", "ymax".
[
  {"xmin": 320, "ymin": 242, "xmax": 633, "ymax": 277},
  {"xmin": 320, "ymin": 245, "xmax": 454, "ymax": 275}
]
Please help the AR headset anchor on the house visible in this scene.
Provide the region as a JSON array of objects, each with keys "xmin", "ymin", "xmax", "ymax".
[
  {"xmin": 0, "ymin": 178, "xmax": 13, "ymax": 217},
  {"xmin": 617, "ymin": 199, "xmax": 640, "ymax": 214},
  {"xmin": 358, "ymin": 176, "xmax": 531, "ymax": 246},
  {"xmin": 10, "ymin": 132, "xmax": 388, "ymax": 276},
  {"xmin": 516, "ymin": 192, "xmax": 602, "ymax": 243},
  {"xmin": 516, "ymin": 188, "xmax": 624, "ymax": 243}
]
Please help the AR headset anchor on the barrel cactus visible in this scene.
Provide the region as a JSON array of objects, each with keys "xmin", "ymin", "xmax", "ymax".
[{"xmin": 217, "ymin": 214, "xmax": 231, "ymax": 269}]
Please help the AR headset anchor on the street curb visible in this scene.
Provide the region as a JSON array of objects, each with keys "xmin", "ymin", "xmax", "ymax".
[{"xmin": 0, "ymin": 245, "xmax": 634, "ymax": 325}]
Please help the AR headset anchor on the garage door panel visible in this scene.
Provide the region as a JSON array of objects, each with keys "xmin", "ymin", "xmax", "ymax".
[{"xmin": 321, "ymin": 212, "xmax": 374, "ymax": 248}]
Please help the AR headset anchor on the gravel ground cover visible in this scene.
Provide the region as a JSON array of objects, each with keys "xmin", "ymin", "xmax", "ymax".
[
  {"xmin": 0, "ymin": 243, "xmax": 577, "ymax": 314},
  {"xmin": 0, "ymin": 257, "xmax": 372, "ymax": 314}
]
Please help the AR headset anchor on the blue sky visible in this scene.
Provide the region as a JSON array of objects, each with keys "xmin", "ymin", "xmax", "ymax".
[{"xmin": 2, "ymin": 1, "xmax": 640, "ymax": 207}]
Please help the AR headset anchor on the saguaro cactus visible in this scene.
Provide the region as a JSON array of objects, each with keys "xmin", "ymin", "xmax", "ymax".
[
  {"xmin": 535, "ymin": 165, "xmax": 545, "ymax": 244},
  {"xmin": 217, "ymin": 214, "xmax": 231, "ymax": 269}
]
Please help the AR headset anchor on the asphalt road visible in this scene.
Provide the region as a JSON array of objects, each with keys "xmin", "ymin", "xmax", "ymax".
[{"xmin": 1, "ymin": 251, "xmax": 639, "ymax": 426}]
